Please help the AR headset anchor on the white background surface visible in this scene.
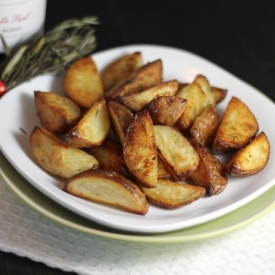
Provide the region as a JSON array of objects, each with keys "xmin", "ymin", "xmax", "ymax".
[{"xmin": 1, "ymin": 173, "xmax": 275, "ymax": 275}]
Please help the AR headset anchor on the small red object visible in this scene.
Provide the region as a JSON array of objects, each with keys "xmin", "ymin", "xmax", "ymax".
[{"xmin": 0, "ymin": 80, "xmax": 7, "ymax": 96}]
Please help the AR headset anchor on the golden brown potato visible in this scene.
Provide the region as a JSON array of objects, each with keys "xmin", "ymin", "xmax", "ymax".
[
  {"xmin": 65, "ymin": 169, "xmax": 149, "ymax": 215},
  {"xmin": 106, "ymin": 59, "xmax": 163, "ymax": 100},
  {"xmin": 34, "ymin": 91, "xmax": 81, "ymax": 134},
  {"xmin": 140, "ymin": 179, "xmax": 206, "ymax": 209},
  {"xmin": 212, "ymin": 96, "xmax": 259, "ymax": 153},
  {"xmin": 123, "ymin": 109, "xmax": 158, "ymax": 188},
  {"xmin": 189, "ymin": 104, "xmax": 219, "ymax": 147},
  {"xmin": 108, "ymin": 101, "xmax": 134, "ymax": 145},
  {"xmin": 30, "ymin": 126, "xmax": 99, "ymax": 179},
  {"xmin": 119, "ymin": 80, "xmax": 179, "ymax": 112},
  {"xmin": 87, "ymin": 138, "xmax": 130, "ymax": 178},
  {"xmin": 153, "ymin": 125, "xmax": 199, "ymax": 181},
  {"xmin": 64, "ymin": 56, "xmax": 104, "ymax": 109},
  {"xmin": 211, "ymin": 86, "xmax": 227, "ymax": 104},
  {"xmin": 63, "ymin": 97, "xmax": 110, "ymax": 148},
  {"xmin": 177, "ymin": 83, "xmax": 207, "ymax": 129},
  {"xmin": 157, "ymin": 157, "xmax": 172, "ymax": 180},
  {"xmin": 143, "ymin": 95, "xmax": 186, "ymax": 127},
  {"xmin": 101, "ymin": 52, "xmax": 143, "ymax": 91},
  {"xmin": 188, "ymin": 139, "xmax": 228, "ymax": 196},
  {"xmin": 193, "ymin": 74, "xmax": 216, "ymax": 106},
  {"xmin": 225, "ymin": 132, "xmax": 270, "ymax": 176}
]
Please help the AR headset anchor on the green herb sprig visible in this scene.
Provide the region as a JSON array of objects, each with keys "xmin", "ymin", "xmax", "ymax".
[{"xmin": 0, "ymin": 16, "xmax": 99, "ymax": 93}]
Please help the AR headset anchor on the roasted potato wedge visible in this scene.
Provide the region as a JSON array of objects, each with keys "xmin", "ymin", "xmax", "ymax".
[
  {"xmin": 108, "ymin": 101, "xmax": 134, "ymax": 145},
  {"xmin": 212, "ymin": 96, "xmax": 259, "ymax": 153},
  {"xmin": 30, "ymin": 126, "xmax": 99, "ymax": 179},
  {"xmin": 119, "ymin": 80, "xmax": 179, "ymax": 112},
  {"xmin": 177, "ymin": 83, "xmax": 207, "ymax": 129},
  {"xmin": 225, "ymin": 132, "xmax": 270, "ymax": 176},
  {"xmin": 65, "ymin": 169, "xmax": 149, "ymax": 215},
  {"xmin": 34, "ymin": 91, "xmax": 81, "ymax": 134},
  {"xmin": 143, "ymin": 95, "xmax": 186, "ymax": 127},
  {"xmin": 157, "ymin": 157, "xmax": 172, "ymax": 180},
  {"xmin": 123, "ymin": 109, "xmax": 158, "ymax": 188},
  {"xmin": 193, "ymin": 74, "xmax": 216, "ymax": 106},
  {"xmin": 211, "ymin": 86, "xmax": 227, "ymax": 104},
  {"xmin": 189, "ymin": 104, "xmax": 219, "ymax": 147},
  {"xmin": 101, "ymin": 52, "xmax": 143, "ymax": 91},
  {"xmin": 63, "ymin": 97, "xmax": 110, "ymax": 148},
  {"xmin": 140, "ymin": 179, "xmax": 206, "ymax": 209},
  {"xmin": 87, "ymin": 138, "xmax": 130, "ymax": 178},
  {"xmin": 64, "ymin": 56, "xmax": 104, "ymax": 109},
  {"xmin": 188, "ymin": 139, "xmax": 228, "ymax": 196},
  {"xmin": 106, "ymin": 59, "xmax": 163, "ymax": 99},
  {"xmin": 153, "ymin": 125, "xmax": 199, "ymax": 180}
]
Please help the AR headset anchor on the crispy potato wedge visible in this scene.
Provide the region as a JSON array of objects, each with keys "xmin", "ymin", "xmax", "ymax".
[
  {"xmin": 123, "ymin": 109, "xmax": 158, "ymax": 188},
  {"xmin": 189, "ymin": 104, "xmax": 219, "ymax": 147},
  {"xmin": 212, "ymin": 96, "xmax": 259, "ymax": 153},
  {"xmin": 189, "ymin": 139, "xmax": 228, "ymax": 196},
  {"xmin": 140, "ymin": 179, "xmax": 206, "ymax": 209},
  {"xmin": 101, "ymin": 52, "xmax": 143, "ymax": 91},
  {"xmin": 106, "ymin": 59, "xmax": 163, "ymax": 99},
  {"xmin": 157, "ymin": 157, "xmax": 172, "ymax": 180},
  {"xmin": 153, "ymin": 125, "xmax": 199, "ymax": 180},
  {"xmin": 108, "ymin": 101, "xmax": 134, "ymax": 145},
  {"xmin": 193, "ymin": 74, "xmax": 216, "ymax": 106},
  {"xmin": 177, "ymin": 83, "xmax": 207, "ymax": 129},
  {"xmin": 225, "ymin": 132, "xmax": 270, "ymax": 176},
  {"xmin": 119, "ymin": 80, "xmax": 179, "ymax": 112},
  {"xmin": 143, "ymin": 95, "xmax": 186, "ymax": 127},
  {"xmin": 34, "ymin": 91, "xmax": 81, "ymax": 134},
  {"xmin": 211, "ymin": 86, "xmax": 227, "ymax": 104},
  {"xmin": 65, "ymin": 169, "xmax": 149, "ymax": 215},
  {"xmin": 87, "ymin": 138, "xmax": 130, "ymax": 178},
  {"xmin": 30, "ymin": 126, "xmax": 99, "ymax": 179},
  {"xmin": 64, "ymin": 56, "xmax": 104, "ymax": 109},
  {"xmin": 63, "ymin": 97, "xmax": 110, "ymax": 148}
]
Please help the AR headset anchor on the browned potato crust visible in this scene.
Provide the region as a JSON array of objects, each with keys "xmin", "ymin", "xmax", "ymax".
[
  {"xmin": 190, "ymin": 104, "xmax": 219, "ymax": 147},
  {"xmin": 106, "ymin": 59, "xmax": 163, "ymax": 100},
  {"xmin": 140, "ymin": 179, "xmax": 206, "ymax": 209},
  {"xmin": 189, "ymin": 139, "xmax": 228, "ymax": 196},
  {"xmin": 30, "ymin": 126, "xmax": 99, "ymax": 179},
  {"xmin": 123, "ymin": 109, "xmax": 158, "ymax": 188},
  {"xmin": 211, "ymin": 86, "xmax": 227, "ymax": 104},
  {"xmin": 35, "ymin": 91, "xmax": 81, "ymax": 134},
  {"xmin": 101, "ymin": 52, "xmax": 143, "ymax": 91},
  {"xmin": 64, "ymin": 56, "xmax": 104, "ymax": 109},
  {"xmin": 212, "ymin": 96, "xmax": 259, "ymax": 153},
  {"xmin": 225, "ymin": 132, "xmax": 270, "ymax": 176},
  {"xmin": 65, "ymin": 169, "xmax": 149, "ymax": 215}
]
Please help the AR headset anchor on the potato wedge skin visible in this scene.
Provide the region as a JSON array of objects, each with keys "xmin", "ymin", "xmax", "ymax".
[
  {"xmin": 65, "ymin": 169, "xmax": 149, "ymax": 215},
  {"xmin": 108, "ymin": 101, "xmax": 134, "ymax": 145},
  {"xmin": 119, "ymin": 80, "xmax": 178, "ymax": 112},
  {"xmin": 63, "ymin": 97, "xmax": 110, "ymax": 148},
  {"xmin": 106, "ymin": 59, "xmax": 163, "ymax": 100},
  {"xmin": 189, "ymin": 139, "xmax": 228, "ymax": 196},
  {"xmin": 225, "ymin": 132, "xmax": 270, "ymax": 176},
  {"xmin": 35, "ymin": 91, "xmax": 81, "ymax": 134},
  {"xmin": 30, "ymin": 126, "xmax": 99, "ymax": 179},
  {"xmin": 140, "ymin": 179, "xmax": 206, "ymax": 209},
  {"xmin": 102, "ymin": 52, "xmax": 143, "ymax": 91},
  {"xmin": 123, "ymin": 109, "xmax": 158, "ymax": 188},
  {"xmin": 189, "ymin": 104, "xmax": 219, "ymax": 147},
  {"xmin": 64, "ymin": 56, "xmax": 104, "ymax": 109}
]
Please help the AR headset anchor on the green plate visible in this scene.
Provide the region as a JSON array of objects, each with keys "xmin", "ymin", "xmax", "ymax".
[{"xmin": 1, "ymin": 151, "xmax": 275, "ymax": 243}]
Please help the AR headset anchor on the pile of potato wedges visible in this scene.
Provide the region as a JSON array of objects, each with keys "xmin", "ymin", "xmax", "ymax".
[{"xmin": 30, "ymin": 51, "xmax": 270, "ymax": 215}]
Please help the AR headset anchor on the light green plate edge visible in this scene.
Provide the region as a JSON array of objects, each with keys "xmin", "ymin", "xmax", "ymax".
[{"xmin": 1, "ymin": 151, "xmax": 275, "ymax": 244}]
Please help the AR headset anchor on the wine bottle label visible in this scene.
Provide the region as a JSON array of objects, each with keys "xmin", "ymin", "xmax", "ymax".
[{"xmin": 0, "ymin": 0, "xmax": 47, "ymax": 53}]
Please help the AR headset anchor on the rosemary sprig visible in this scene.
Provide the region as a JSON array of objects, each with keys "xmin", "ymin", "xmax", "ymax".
[{"xmin": 0, "ymin": 16, "xmax": 99, "ymax": 93}]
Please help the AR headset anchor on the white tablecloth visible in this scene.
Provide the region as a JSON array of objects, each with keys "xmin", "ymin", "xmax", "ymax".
[{"xmin": 0, "ymin": 173, "xmax": 275, "ymax": 275}]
